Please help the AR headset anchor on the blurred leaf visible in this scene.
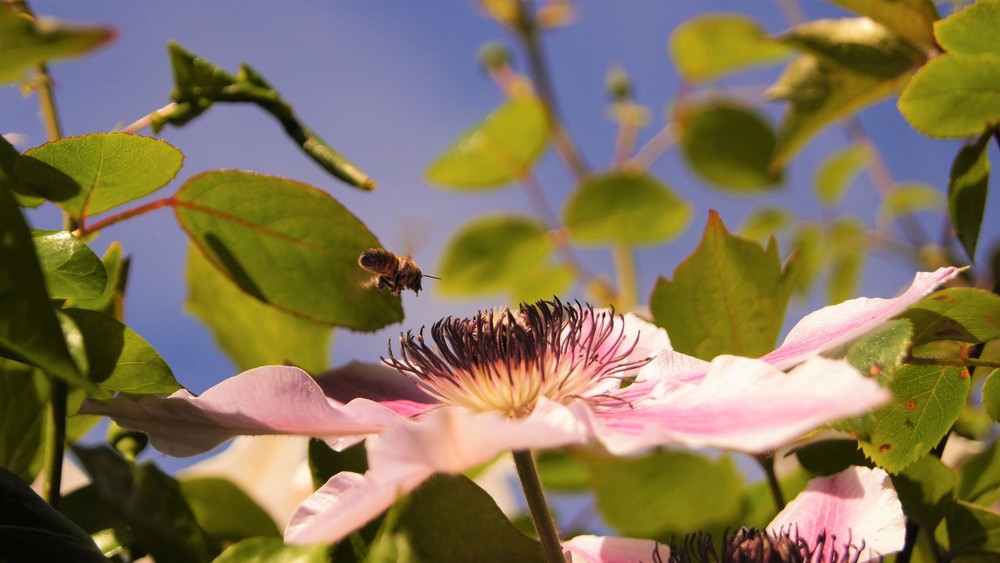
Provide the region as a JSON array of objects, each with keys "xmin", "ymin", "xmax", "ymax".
[
  {"xmin": 536, "ymin": 449, "xmax": 590, "ymax": 492},
  {"xmin": 789, "ymin": 221, "xmax": 824, "ymax": 296},
  {"xmin": 588, "ymin": 450, "xmax": 743, "ymax": 539},
  {"xmin": 16, "ymin": 133, "xmax": 182, "ymax": 222},
  {"xmin": 793, "ymin": 439, "xmax": 873, "ymax": 476},
  {"xmin": 668, "ymin": 13, "xmax": 791, "ymax": 82},
  {"xmin": 778, "ymin": 18, "xmax": 926, "ymax": 77},
  {"xmin": 75, "ymin": 242, "xmax": 127, "ymax": 317},
  {"xmin": 563, "ymin": 171, "xmax": 691, "ymax": 245},
  {"xmin": 308, "ymin": 439, "xmax": 368, "ymax": 490},
  {"xmin": 899, "ymin": 288, "xmax": 1000, "ymax": 346},
  {"xmin": 180, "ymin": 478, "xmax": 280, "ymax": 542},
  {"xmin": 985, "ymin": 370, "xmax": 1000, "ymax": 423},
  {"xmin": 215, "ymin": 537, "xmax": 329, "ymax": 563},
  {"xmin": 0, "ymin": 134, "xmax": 43, "ymax": 207},
  {"xmin": 769, "ymin": 55, "xmax": 910, "ymax": 168},
  {"xmin": 898, "ymin": 54, "xmax": 1000, "ymax": 138},
  {"xmin": 0, "ymin": 5, "xmax": 114, "ymax": 84},
  {"xmin": 935, "ymin": 1, "xmax": 1000, "ymax": 57},
  {"xmin": 738, "ymin": 207, "xmax": 793, "ymax": 243},
  {"xmin": 861, "ymin": 364, "xmax": 971, "ymax": 473},
  {"xmin": 891, "ymin": 454, "xmax": 955, "ymax": 531},
  {"xmin": 61, "ymin": 308, "xmax": 179, "ymax": 394},
  {"xmin": 827, "ymin": 217, "xmax": 867, "ymax": 305},
  {"xmin": 878, "ymin": 182, "xmax": 944, "ymax": 223},
  {"xmin": 186, "ymin": 247, "xmax": 331, "ymax": 372},
  {"xmin": 814, "ymin": 146, "xmax": 866, "ymax": 207},
  {"xmin": 0, "ymin": 359, "xmax": 46, "ymax": 482},
  {"xmin": 740, "ymin": 468, "xmax": 810, "ymax": 529},
  {"xmin": 650, "ymin": 211, "xmax": 793, "ymax": 359},
  {"xmin": 174, "ymin": 170, "xmax": 401, "ymax": 331},
  {"xmin": 948, "ymin": 133, "xmax": 991, "ymax": 262},
  {"xmin": 828, "ymin": 0, "xmax": 938, "ymax": 47},
  {"xmin": 509, "ymin": 262, "xmax": 574, "ymax": 303},
  {"xmin": 956, "ymin": 438, "xmax": 1000, "ymax": 505},
  {"xmin": 426, "ymin": 96, "xmax": 549, "ymax": 189},
  {"xmin": 945, "ymin": 500, "xmax": 1000, "ymax": 559},
  {"xmin": 32, "ymin": 230, "xmax": 107, "ymax": 301},
  {"xmin": 0, "ymin": 466, "xmax": 107, "ymax": 562},
  {"xmin": 0, "ymin": 180, "xmax": 82, "ymax": 385},
  {"xmin": 678, "ymin": 101, "xmax": 783, "ymax": 192}
]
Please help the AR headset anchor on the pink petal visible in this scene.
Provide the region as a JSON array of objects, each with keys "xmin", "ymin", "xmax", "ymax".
[
  {"xmin": 762, "ymin": 267, "xmax": 959, "ymax": 370},
  {"xmin": 78, "ymin": 365, "xmax": 407, "ymax": 456},
  {"xmin": 589, "ymin": 356, "xmax": 890, "ymax": 455},
  {"xmin": 768, "ymin": 466, "xmax": 905, "ymax": 561},
  {"xmin": 562, "ymin": 535, "xmax": 665, "ymax": 563},
  {"xmin": 313, "ymin": 361, "xmax": 438, "ymax": 418}
]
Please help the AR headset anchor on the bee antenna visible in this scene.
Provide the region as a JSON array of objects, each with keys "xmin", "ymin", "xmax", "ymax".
[{"xmin": 423, "ymin": 274, "xmax": 442, "ymax": 280}]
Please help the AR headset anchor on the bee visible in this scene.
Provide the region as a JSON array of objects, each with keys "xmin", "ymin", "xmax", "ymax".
[{"xmin": 358, "ymin": 248, "xmax": 438, "ymax": 296}]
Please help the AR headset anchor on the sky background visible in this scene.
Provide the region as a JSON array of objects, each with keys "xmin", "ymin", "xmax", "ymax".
[{"xmin": 3, "ymin": 1, "xmax": 997, "ymax": 473}]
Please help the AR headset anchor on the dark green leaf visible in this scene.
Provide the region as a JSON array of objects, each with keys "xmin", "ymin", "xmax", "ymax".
[
  {"xmin": 899, "ymin": 288, "xmax": 1000, "ymax": 345},
  {"xmin": 180, "ymin": 477, "xmax": 280, "ymax": 542},
  {"xmin": 215, "ymin": 537, "xmax": 330, "ymax": 563},
  {"xmin": 828, "ymin": 0, "xmax": 938, "ymax": 47},
  {"xmin": 174, "ymin": 170, "xmax": 401, "ymax": 331},
  {"xmin": 563, "ymin": 171, "xmax": 690, "ymax": 245},
  {"xmin": 793, "ymin": 439, "xmax": 873, "ymax": 476},
  {"xmin": 891, "ymin": 454, "xmax": 955, "ymax": 531},
  {"xmin": 650, "ymin": 211, "xmax": 793, "ymax": 359},
  {"xmin": 948, "ymin": 133, "xmax": 991, "ymax": 261},
  {"xmin": 536, "ymin": 449, "xmax": 590, "ymax": 492},
  {"xmin": 32, "ymin": 230, "xmax": 107, "ymax": 301},
  {"xmin": 778, "ymin": 18, "xmax": 926, "ymax": 77},
  {"xmin": 186, "ymin": 247, "xmax": 331, "ymax": 372},
  {"xmin": 308, "ymin": 439, "xmax": 367, "ymax": 490},
  {"xmin": 814, "ymin": 146, "xmax": 866, "ymax": 207},
  {"xmin": 426, "ymin": 96, "xmax": 549, "ymax": 189},
  {"xmin": 0, "ymin": 134, "xmax": 43, "ymax": 207},
  {"xmin": 878, "ymin": 182, "xmax": 943, "ymax": 223},
  {"xmin": 984, "ymin": 369, "xmax": 1000, "ymax": 423},
  {"xmin": 668, "ymin": 14, "xmax": 791, "ymax": 82},
  {"xmin": 678, "ymin": 102, "xmax": 783, "ymax": 192},
  {"xmin": 898, "ymin": 54, "xmax": 1000, "ymax": 138},
  {"xmin": 75, "ymin": 242, "xmax": 128, "ymax": 316},
  {"xmin": 946, "ymin": 500, "xmax": 1000, "ymax": 559},
  {"xmin": 935, "ymin": 1, "xmax": 1000, "ymax": 57},
  {"xmin": 738, "ymin": 207, "xmax": 793, "ymax": 244},
  {"xmin": 0, "ymin": 5, "xmax": 114, "ymax": 84},
  {"xmin": 0, "ymin": 359, "xmax": 47, "ymax": 482},
  {"xmin": 957, "ymin": 438, "xmax": 1000, "ymax": 505}
]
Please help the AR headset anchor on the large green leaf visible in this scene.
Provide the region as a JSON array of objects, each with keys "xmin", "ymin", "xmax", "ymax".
[
  {"xmin": 32, "ymin": 230, "xmax": 107, "ymax": 302},
  {"xmin": 0, "ymin": 5, "xmax": 114, "ymax": 84},
  {"xmin": 668, "ymin": 14, "xmax": 791, "ymax": 82},
  {"xmin": 899, "ymin": 288, "xmax": 1000, "ymax": 346},
  {"xmin": 173, "ymin": 170, "xmax": 402, "ymax": 331},
  {"xmin": 948, "ymin": 133, "xmax": 991, "ymax": 262},
  {"xmin": 678, "ymin": 101, "xmax": 783, "ymax": 192},
  {"xmin": 945, "ymin": 500, "xmax": 1000, "ymax": 559},
  {"xmin": 828, "ymin": 0, "xmax": 938, "ymax": 47},
  {"xmin": 826, "ymin": 216, "xmax": 867, "ymax": 305},
  {"xmin": 778, "ymin": 18, "xmax": 926, "ymax": 77},
  {"xmin": 891, "ymin": 454, "xmax": 955, "ymax": 532},
  {"xmin": 179, "ymin": 478, "xmax": 280, "ymax": 542},
  {"xmin": 0, "ymin": 359, "xmax": 47, "ymax": 483},
  {"xmin": 563, "ymin": 171, "xmax": 690, "ymax": 245},
  {"xmin": 650, "ymin": 211, "xmax": 793, "ymax": 359},
  {"xmin": 0, "ymin": 135, "xmax": 43, "ymax": 207},
  {"xmin": 74, "ymin": 242, "xmax": 127, "ymax": 316},
  {"xmin": 426, "ymin": 96, "xmax": 549, "ymax": 189},
  {"xmin": 793, "ymin": 439, "xmax": 873, "ymax": 476},
  {"xmin": 877, "ymin": 182, "xmax": 944, "ymax": 223},
  {"xmin": 956, "ymin": 438, "xmax": 1000, "ymax": 505},
  {"xmin": 214, "ymin": 537, "xmax": 329, "ymax": 563},
  {"xmin": 814, "ymin": 146, "xmax": 866, "ymax": 207},
  {"xmin": 16, "ymin": 133, "xmax": 183, "ymax": 221},
  {"xmin": 935, "ymin": 1, "xmax": 1000, "ymax": 57},
  {"xmin": 985, "ymin": 369, "xmax": 1000, "ymax": 423},
  {"xmin": 186, "ymin": 247, "xmax": 331, "ymax": 372},
  {"xmin": 898, "ymin": 54, "xmax": 1000, "ymax": 138}
]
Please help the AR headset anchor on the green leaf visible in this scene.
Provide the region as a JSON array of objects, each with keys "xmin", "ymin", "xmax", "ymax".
[
  {"xmin": 738, "ymin": 207, "xmax": 793, "ymax": 243},
  {"xmin": 826, "ymin": 216, "xmax": 868, "ymax": 305},
  {"xmin": 536, "ymin": 449, "xmax": 590, "ymax": 492},
  {"xmin": 984, "ymin": 369, "xmax": 1000, "ymax": 423},
  {"xmin": 0, "ymin": 5, "xmax": 114, "ymax": 84},
  {"xmin": 878, "ymin": 182, "xmax": 944, "ymax": 223},
  {"xmin": 32, "ymin": 230, "xmax": 107, "ymax": 301},
  {"xmin": 769, "ymin": 55, "xmax": 910, "ymax": 167},
  {"xmin": 650, "ymin": 211, "xmax": 793, "ymax": 359},
  {"xmin": 898, "ymin": 54, "xmax": 1000, "ymax": 138},
  {"xmin": 667, "ymin": 14, "xmax": 791, "ymax": 82},
  {"xmin": 935, "ymin": 1, "xmax": 1000, "ymax": 57},
  {"xmin": 956, "ymin": 438, "xmax": 1000, "ymax": 505},
  {"xmin": 861, "ymin": 365, "xmax": 971, "ymax": 473},
  {"xmin": 186, "ymin": 247, "xmax": 331, "ymax": 372},
  {"xmin": 0, "ymin": 180, "xmax": 82, "ymax": 384},
  {"xmin": 508, "ymin": 262, "xmax": 574, "ymax": 303},
  {"xmin": 180, "ymin": 477, "xmax": 280, "ymax": 542},
  {"xmin": 828, "ymin": 0, "xmax": 938, "ymax": 47},
  {"xmin": 946, "ymin": 500, "xmax": 1000, "ymax": 559},
  {"xmin": 174, "ymin": 170, "xmax": 401, "ymax": 331},
  {"xmin": 814, "ymin": 146, "xmax": 866, "ymax": 207},
  {"xmin": 778, "ymin": 18, "xmax": 926, "ymax": 77},
  {"xmin": 891, "ymin": 454, "xmax": 955, "ymax": 531},
  {"xmin": 74, "ymin": 242, "xmax": 127, "ymax": 316},
  {"xmin": 948, "ymin": 133, "xmax": 991, "ymax": 261},
  {"xmin": 215, "ymin": 537, "xmax": 329, "ymax": 563},
  {"xmin": 563, "ymin": 171, "xmax": 691, "ymax": 245},
  {"xmin": 793, "ymin": 439, "xmax": 874, "ymax": 476},
  {"xmin": 308, "ymin": 439, "xmax": 367, "ymax": 490},
  {"xmin": 588, "ymin": 450, "xmax": 744, "ymax": 539},
  {"xmin": 0, "ymin": 359, "xmax": 46, "ymax": 482},
  {"xmin": 61, "ymin": 308, "xmax": 179, "ymax": 394},
  {"xmin": 740, "ymin": 468, "xmax": 810, "ymax": 529},
  {"xmin": 0, "ymin": 134, "xmax": 43, "ymax": 207},
  {"xmin": 16, "ymin": 133, "xmax": 183, "ymax": 221},
  {"xmin": 789, "ymin": 222, "xmax": 824, "ymax": 296},
  {"xmin": 678, "ymin": 102, "xmax": 783, "ymax": 192},
  {"xmin": 899, "ymin": 288, "xmax": 1000, "ymax": 346},
  {"xmin": 425, "ymin": 96, "xmax": 549, "ymax": 189}
]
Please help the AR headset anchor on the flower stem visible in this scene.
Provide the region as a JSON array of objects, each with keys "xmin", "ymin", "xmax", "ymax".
[
  {"xmin": 512, "ymin": 449, "xmax": 565, "ymax": 563},
  {"xmin": 611, "ymin": 243, "xmax": 637, "ymax": 311},
  {"xmin": 756, "ymin": 453, "xmax": 786, "ymax": 511},
  {"xmin": 43, "ymin": 378, "xmax": 68, "ymax": 509}
]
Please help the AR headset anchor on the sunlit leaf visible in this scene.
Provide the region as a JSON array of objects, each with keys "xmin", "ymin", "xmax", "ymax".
[
  {"xmin": 984, "ymin": 369, "xmax": 1000, "ymax": 423},
  {"xmin": 948, "ymin": 133, "xmax": 990, "ymax": 261},
  {"xmin": 827, "ymin": 217, "xmax": 867, "ymax": 305},
  {"xmin": 789, "ymin": 221, "xmax": 824, "ymax": 296},
  {"xmin": 509, "ymin": 262, "xmax": 574, "ymax": 303},
  {"xmin": 536, "ymin": 449, "xmax": 590, "ymax": 492},
  {"xmin": 678, "ymin": 101, "xmax": 783, "ymax": 192},
  {"xmin": 778, "ymin": 18, "xmax": 926, "ymax": 77},
  {"xmin": 16, "ymin": 133, "xmax": 183, "ymax": 221},
  {"xmin": 563, "ymin": 171, "xmax": 690, "ymax": 245},
  {"xmin": 0, "ymin": 5, "xmax": 114, "ymax": 84},
  {"xmin": 738, "ymin": 207, "xmax": 793, "ymax": 243},
  {"xmin": 814, "ymin": 146, "xmax": 866, "ymax": 207},
  {"xmin": 828, "ymin": 0, "xmax": 938, "ymax": 47},
  {"xmin": 186, "ymin": 247, "xmax": 331, "ymax": 372},
  {"xmin": 650, "ymin": 211, "xmax": 793, "ymax": 359},
  {"xmin": 426, "ymin": 96, "xmax": 549, "ymax": 189},
  {"xmin": 180, "ymin": 478, "xmax": 280, "ymax": 542},
  {"xmin": 877, "ymin": 182, "xmax": 943, "ymax": 223},
  {"xmin": 174, "ymin": 170, "xmax": 401, "ymax": 331},
  {"xmin": 898, "ymin": 54, "xmax": 1000, "ymax": 138},
  {"xmin": 215, "ymin": 537, "xmax": 329, "ymax": 563},
  {"xmin": 934, "ymin": 1, "xmax": 1000, "ymax": 57},
  {"xmin": 74, "ymin": 242, "xmax": 127, "ymax": 317},
  {"xmin": 32, "ymin": 230, "xmax": 107, "ymax": 302},
  {"xmin": 899, "ymin": 288, "xmax": 1000, "ymax": 346},
  {"xmin": 668, "ymin": 14, "xmax": 791, "ymax": 82}
]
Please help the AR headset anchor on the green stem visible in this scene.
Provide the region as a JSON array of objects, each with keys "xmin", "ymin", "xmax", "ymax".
[
  {"xmin": 512, "ymin": 449, "xmax": 565, "ymax": 563},
  {"xmin": 756, "ymin": 453, "xmax": 786, "ymax": 511},
  {"xmin": 907, "ymin": 355, "xmax": 1000, "ymax": 369},
  {"xmin": 611, "ymin": 243, "xmax": 637, "ymax": 311},
  {"xmin": 43, "ymin": 378, "xmax": 68, "ymax": 509}
]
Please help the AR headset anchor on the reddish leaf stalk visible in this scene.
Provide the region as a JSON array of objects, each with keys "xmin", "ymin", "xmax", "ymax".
[{"xmin": 78, "ymin": 196, "xmax": 176, "ymax": 236}]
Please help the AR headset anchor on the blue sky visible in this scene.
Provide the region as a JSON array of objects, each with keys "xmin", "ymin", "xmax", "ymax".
[{"xmin": 4, "ymin": 2, "xmax": 995, "ymax": 470}]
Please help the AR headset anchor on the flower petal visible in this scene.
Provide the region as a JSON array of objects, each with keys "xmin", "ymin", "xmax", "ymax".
[
  {"xmin": 79, "ymin": 365, "xmax": 407, "ymax": 456},
  {"xmin": 562, "ymin": 534, "xmax": 664, "ymax": 563},
  {"xmin": 589, "ymin": 356, "xmax": 890, "ymax": 455},
  {"xmin": 767, "ymin": 466, "xmax": 905, "ymax": 561},
  {"xmin": 313, "ymin": 361, "xmax": 438, "ymax": 418},
  {"xmin": 762, "ymin": 267, "xmax": 959, "ymax": 369}
]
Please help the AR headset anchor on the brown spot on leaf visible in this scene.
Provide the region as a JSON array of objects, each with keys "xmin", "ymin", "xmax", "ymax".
[
  {"xmin": 905, "ymin": 400, "xmax": 917, "ymax": 410},
  {"xmin": 879, "ymin": 443, "xmax": 892, "ymax": 452},
  {"xmin": 961, "ymin": 368, "xmax": 970, "ymax": 379},
  {"xmin": 868, "ymin": 363, "xmax": 884, "ymax": 377},
  {"xmin": 931, "ymin": 294, "xmax": 955, "ymax": 303}
]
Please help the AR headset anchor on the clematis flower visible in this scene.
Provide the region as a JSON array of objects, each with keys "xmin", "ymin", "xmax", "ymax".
[{"xmin": 561, "ymin": 465, "xmax": 906, "ymax": 562}]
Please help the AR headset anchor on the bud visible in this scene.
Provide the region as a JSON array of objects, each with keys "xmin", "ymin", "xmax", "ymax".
[
  {"xmin": 605, "ymin": 66, "xmax": 633, "ymax": 101},
  {"xmin": 536, "ymin": 0, "xmax": 575, "ymax": 29},
  {"xmin": 478, "ymin": 42, "xmax": 512, "ymax": 74}
]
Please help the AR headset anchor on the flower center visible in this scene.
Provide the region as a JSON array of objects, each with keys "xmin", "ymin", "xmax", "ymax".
[{"xmin": 383, "ymin": 299, "xmax": 651, "ymax": 418}]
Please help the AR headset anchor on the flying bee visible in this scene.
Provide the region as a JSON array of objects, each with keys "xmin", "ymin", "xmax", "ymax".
[{"xmin": 358, "ymin": 248, "xmax": 438, "ymax": 296}]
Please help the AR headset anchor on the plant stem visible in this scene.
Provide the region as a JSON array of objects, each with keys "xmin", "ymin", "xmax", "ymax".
[
  {"xmin": 756, "ymin": 453, "xmax": 786, "ymax": 511},
  {"xmin": 512, "ymin": 449, "xmax": 565, "ymax": 563},
  {"xmin": 43, "ymin": 378, "xmax": 68, "ymax": 509},
  {"xmin": 611, "ymin": 243, "xmax": 637, "ymax": 311},
  {"xmin": 77, "ymin": 196, "xmax": 176, "ymax": 236},
  {"xmin": 907, "ymin": 355, "xmax": 1000, "ymax": 369}
]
